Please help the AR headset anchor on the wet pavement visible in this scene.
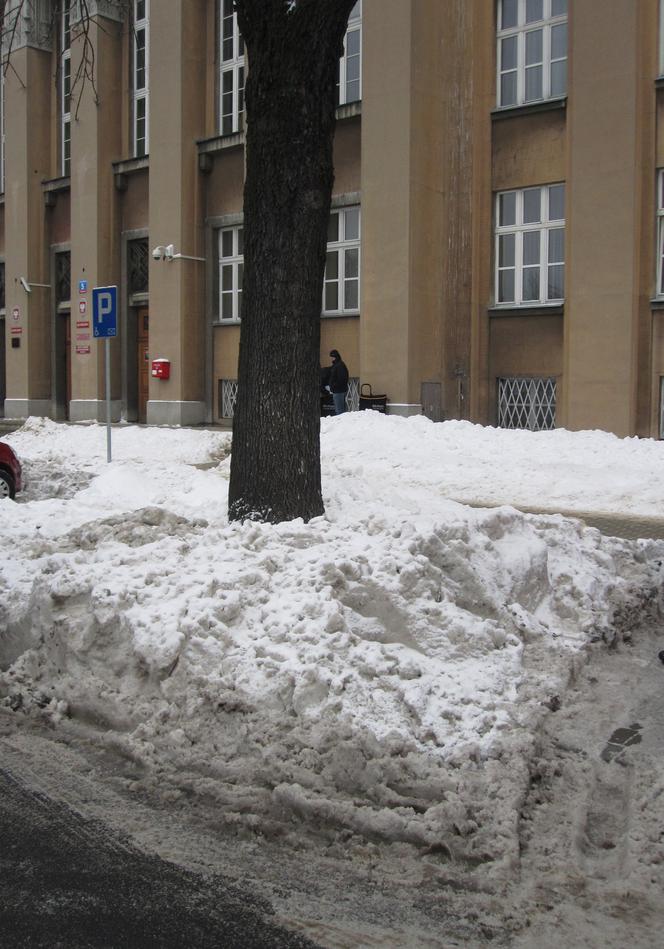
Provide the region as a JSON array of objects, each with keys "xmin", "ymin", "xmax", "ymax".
[{"xmin": 0, "ymin": 767, "xmax": 318, "ymax": 949}]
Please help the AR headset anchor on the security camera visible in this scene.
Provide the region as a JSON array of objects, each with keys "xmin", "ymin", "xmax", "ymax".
[
  {"xmin": 164, "ymin": 244, "xmax": 175, "ymax": 260},
  {"xmin": 20, "ymin": 277, "xmax": 31, "ymax": 293},
  {"xmin": 152, "ymin": 246, "xmax": 165, "ymax": 260}
]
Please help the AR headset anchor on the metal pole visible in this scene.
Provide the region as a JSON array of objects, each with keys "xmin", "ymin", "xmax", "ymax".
[{"xmin": 105, "ymin": 337, "xmax": 112, "ymax": 463}]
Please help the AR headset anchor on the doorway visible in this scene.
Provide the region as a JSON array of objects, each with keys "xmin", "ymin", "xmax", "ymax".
[
  {"xmin": 55, "ymin": 309, "xmax": 71, "ymax": 420},
  {"xmin": 137, "ymin": 308, "xmax": 149, "ymax": 423}
]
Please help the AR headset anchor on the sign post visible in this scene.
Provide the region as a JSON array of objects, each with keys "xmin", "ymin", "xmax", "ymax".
[{"xmin": 92, "ymin": 286, "xmax": 118, "ymax": 463}]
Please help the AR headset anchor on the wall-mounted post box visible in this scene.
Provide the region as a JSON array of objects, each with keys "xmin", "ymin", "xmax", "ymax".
[{"xmin": 151, "ymin": 358, "xmax": 170, "ymax": 380}]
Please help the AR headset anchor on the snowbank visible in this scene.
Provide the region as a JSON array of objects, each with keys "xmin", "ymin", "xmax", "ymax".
[{"xmin": 1, "ymin": 415, "xmax": 662, "ymax": 883}]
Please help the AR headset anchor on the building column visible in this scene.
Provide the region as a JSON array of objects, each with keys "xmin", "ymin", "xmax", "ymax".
[
  {"xmin": 147, "ymin": 0, "xmax": 207, "ymax": 426},
  {"xmin": 3, "ymin": 14, "xmax": 52, "ymax": 420},
  {"xmin": 68, "ymin": 3, "xmax": 123, "ymax": 423},
  {"xmin": 564, "ymin": 1, "xmax": 640, "ymax": 436}
]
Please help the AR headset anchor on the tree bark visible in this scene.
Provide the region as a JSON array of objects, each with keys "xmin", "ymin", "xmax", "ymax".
[{"xmin": 228, "ymin": 0, "xmax": 357, "ymax": 523}]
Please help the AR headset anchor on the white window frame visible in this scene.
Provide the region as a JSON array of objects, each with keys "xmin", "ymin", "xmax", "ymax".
[
  {"xmin": 657, "ymin": 171, "xmax": 664, "ymax": 297},
  {"xmin": 218, "ymin": 225, "xmax": 244, "ymax": 322},
  {"xmin": 495, "ymin": 184, "xmax": 565, "ymax": 307},
  {"xmin": 337, "ymin": 0, "xmax": 362, "ymax": 106},
  {"xmin": 132, "ymin": 0, "xmax": 149, "ymax": 158},
  {"xmin": 219, "ymin": 0, "xmax": 245, "ymax": 135},
  {"xmin": 323, "ymin": 206, "xmax": 361, "ymax": 316},
  {"xmin": 496, "ymin": 0, "xmax": 567, "ymax": 108},
  {"xmin": 61, "ymin": 3, "xmax": 71, "ymax": 177}
]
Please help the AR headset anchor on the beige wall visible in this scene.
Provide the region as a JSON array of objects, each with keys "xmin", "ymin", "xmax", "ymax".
[
  {"xmin": 148, "ymin": 0, "xmax": 207, "ymax": 423},
  {"xmin": 4, "ymin": 47, "xmax": 52, "ymax": 409},
  {"xmin": 492, "ymin": 111, "xmax": 566, "ymax": 191},
  {"xmin": 360, "ymin": 0, "xmax": 412, "ymax": 404},
  {"xmin": 564, "ymin": 1, "xmax": 641, "ymax": 435},
  {"xmin": 69, "ymin": 16, "xmax": 123, "ymax": 416}
]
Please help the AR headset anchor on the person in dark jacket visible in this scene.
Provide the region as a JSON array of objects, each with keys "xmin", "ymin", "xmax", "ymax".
[{"xmin": 328, "ymin": 350, "xmax": 349, "ymax": 415}]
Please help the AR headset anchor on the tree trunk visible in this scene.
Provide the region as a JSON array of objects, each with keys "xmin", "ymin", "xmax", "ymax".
[{"xmin": 228, "ymin": 0, "xmax": 357, "ymax": 523}]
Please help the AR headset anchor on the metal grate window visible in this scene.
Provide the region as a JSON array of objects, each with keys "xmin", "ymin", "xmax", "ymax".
[
  {"xmin": 128, "ymin": 238, "xmax": 149, "ymax": 295},
  {"xmin": 220, "ymin": 377, "xmax": 360, "ymax": 419},
  {"xmin": 55, "ymin": 251, "xmax": 71, "ymax": 305},
  {"xmin": 220, "ymin": 378, "xmax": 239, "ymax": 418},
  {"xmin": 497, "ymin": 376, "xmax": 556, "ymax": 431},
  {"xmin": 347, "ymin": 377, "xmax": 360, "ymax": 411}
]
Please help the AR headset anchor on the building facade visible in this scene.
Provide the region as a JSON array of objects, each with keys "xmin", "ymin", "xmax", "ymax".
[{"xmin": 1, "ymin": 0, "xmax": 663, "ymax": 438}]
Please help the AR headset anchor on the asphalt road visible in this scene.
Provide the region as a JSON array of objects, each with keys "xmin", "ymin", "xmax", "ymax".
[{"xmin": 0, "ymin": 767, "xmax": 318, "ymax": 949}]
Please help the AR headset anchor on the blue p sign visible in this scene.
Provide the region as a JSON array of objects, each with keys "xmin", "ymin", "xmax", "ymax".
[{"xmin": 92, "ymin": 286, "xmax": 118, "ymax": 339}]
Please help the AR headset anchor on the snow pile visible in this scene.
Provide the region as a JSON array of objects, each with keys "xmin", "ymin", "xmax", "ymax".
[{"xmin": 1, "ymin": 415, "xmax": 663, "ymax": 882}]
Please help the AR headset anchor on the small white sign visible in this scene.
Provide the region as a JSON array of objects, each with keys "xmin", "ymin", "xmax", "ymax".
[{"xmin": 11, "ymin": 306, "xmax": 20, "ymax": 321}]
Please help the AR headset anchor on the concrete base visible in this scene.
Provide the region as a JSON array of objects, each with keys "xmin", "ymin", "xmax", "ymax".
[
  {"xmin": 146, "ymin": 400, "xmax": 207, "ymax": 426},
  {"xmin": 70, "ymin": 400, "xmax": 123, "ymax": 423},
  {"xmin": 3, "ymin": 399, "xmax": 52, "ymax": 419},
  {"xmin": 386, "ymin": 403, "xmax": 422, "ymax": 417}
]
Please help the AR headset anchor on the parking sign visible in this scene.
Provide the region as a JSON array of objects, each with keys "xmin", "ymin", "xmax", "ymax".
[{"xmin": 92, "ymin": 286, "xmax": 118, "ymax": 338}]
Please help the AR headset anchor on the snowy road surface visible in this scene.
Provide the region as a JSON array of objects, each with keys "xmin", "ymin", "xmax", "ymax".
[{"xmin": 1, "ymin": 416, "xmax": 664, "ymax": 947}]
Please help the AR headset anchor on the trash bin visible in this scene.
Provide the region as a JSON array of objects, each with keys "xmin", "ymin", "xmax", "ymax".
[{"xmin": 359, "ymin": 383, "xmax": 387, "ymax": 413}]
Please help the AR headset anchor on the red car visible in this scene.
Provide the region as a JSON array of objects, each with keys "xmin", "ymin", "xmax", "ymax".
[{"xmin": 0, "ymin": 441, "xmax": 22, "ymax": 499}]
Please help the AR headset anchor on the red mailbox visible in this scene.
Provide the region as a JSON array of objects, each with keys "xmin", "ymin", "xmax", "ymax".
[{"xmin": 151, "ymin": 358, "xmax": 171, "ymax": 380}]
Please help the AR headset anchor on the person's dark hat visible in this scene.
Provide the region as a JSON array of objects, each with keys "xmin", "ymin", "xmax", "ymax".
[{"xmin": 330, "ymin": 349, "xmax": 340, "ymax": 359}]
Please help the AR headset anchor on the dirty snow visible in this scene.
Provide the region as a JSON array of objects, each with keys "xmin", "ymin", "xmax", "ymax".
[{"xmin": 1, "ymin": 414, "xmax": 664, "ymax": 942}]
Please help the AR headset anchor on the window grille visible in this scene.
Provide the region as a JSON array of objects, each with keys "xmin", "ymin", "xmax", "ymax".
[
  {"xmin": 0, "ymin": 262, "xmax": 4, "ymax": 310},
  {"xmin": 128, "ymin": 238, "xmax": 149, "ymax": 295},
  {"xmin": 347, "ymin": 377, "xmax": 360, "ymax": 411},
  {"xmin": 497, "ymin": 376, "xmax": 556, "ymax": 431},
  {"xmin": 220, "ymin": 378, "xmax": 239, "ymax": 418},
  {"xmin": 220, "ymin": 377, "xmax": 360, "ymax": 419},
  {"xmin": 55, "ymin": 251, "xmax": 71, "ymax": 305}
]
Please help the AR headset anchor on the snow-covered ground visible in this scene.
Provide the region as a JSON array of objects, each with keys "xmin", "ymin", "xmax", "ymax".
[{"xmin": 1, "ymin": 414, "xmax": 664, "ymax": 946}]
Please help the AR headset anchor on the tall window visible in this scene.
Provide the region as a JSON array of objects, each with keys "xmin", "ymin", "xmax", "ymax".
[
  {"xmin": 497, "ymin": 0, "xmax": 567, "ymax": 108},
  {"xmin": 657, "ymin": 171, "xmax": 664, "ymax": 296},
  {"xmin": 324, "ymin": 207, "xmax": 360, "ymax": 315},
  {"xmin": 337, "ymin": 0, "xmax": 362, "ymax": 106},
  {"xmin": 495, "ymin": 184, "xmax": 565, "ymax": 306},
  {"xmin": 219, "ymin": 0, "xmax": 245, "ymax": 135},
  {"xmin": 61, "ymin": 3, "xmax": 71, "ymax": 176},
  {"xmin": 132, "ymin": 0, "xmax": 149, "ymax": 157},
  {"xmin": 218, "ymin": 226, "xmax": 244, "ymax": 321},
  {"xmin": 0, "ymin": 69, "xmax": 5, "ymax": 193}
]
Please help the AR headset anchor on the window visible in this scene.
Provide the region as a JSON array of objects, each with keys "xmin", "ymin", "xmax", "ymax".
[
  {"xmin": 324, "ymin": 207, "xmax": 360, "ymax": 314},
  {"xmin": 218, "ymin": 226, "xmax": 244, "ymax": 321},
  {"xmin": 337, "ymin": 0, "xmax": 362, "ymax": 106},
  {"xmin": 497, "ymin": 0, "xmax": 567, "ymax": 108},
  {"xmin": 219, "ymin": 378, "xmax": 239, "ymax": 418},
  {"xmin": 219, "ymin": 0, "xmax": 245, "ymax": 135},
  {"xmin": 132, "ymin": 0, "xmax": 149, "ymax": 157},
  {"xmin": 657, "ymin": 171, "xmax": 664, "ymax": 296},
  {"xmin": 61, "ymin": 3, "xmax": 71, "ymax": 176},
  {"xmin": 0, "ymin": 70, "xmax": 5, "ymax": 193},
  {"xmin": 495, "ymin": 184, "xmax": 564, "ymax": 306},
  {"xmin": 55, "ymin": 252, "xmax": 71, "ymax": 306},
  {"xmin": 497, "ymin": 376, "xmax": 556, "ymax": 430}
]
